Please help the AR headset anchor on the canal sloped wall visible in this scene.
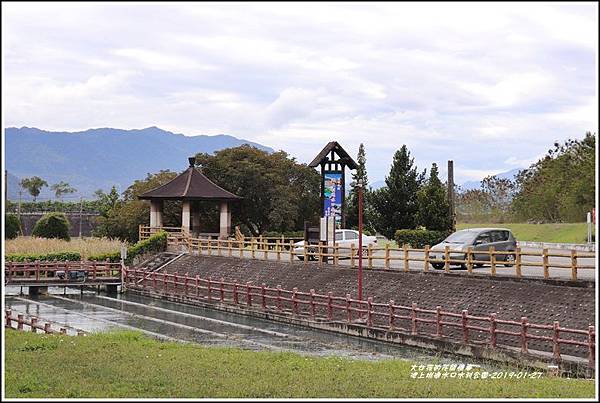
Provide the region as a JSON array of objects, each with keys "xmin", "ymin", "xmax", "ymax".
[{"xmin": 161, "ymin": 254, "xmax": 595, "ymax": 357}]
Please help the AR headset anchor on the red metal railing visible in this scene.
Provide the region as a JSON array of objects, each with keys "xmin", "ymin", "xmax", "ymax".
[
  {"xmin": 5, "ymin": 310, "xmax": 85, "ymax": 336},
  {"xmin": 124, "ymin": 268, "xmax": 595, "ymax": 368},
  {"xmin": 4, "ymin": 261, "xmax": 122, "ymax": 284}
]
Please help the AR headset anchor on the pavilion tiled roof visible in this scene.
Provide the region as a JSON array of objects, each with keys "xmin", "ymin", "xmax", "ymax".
[{"xmin": 138, "ymin": 157, "xmax": 242, "ymax": 201}]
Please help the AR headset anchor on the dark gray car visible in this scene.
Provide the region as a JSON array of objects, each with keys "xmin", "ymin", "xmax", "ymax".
[{"xmin": 429, "ymin": 228, "xmax": 517, "ymax": 270}]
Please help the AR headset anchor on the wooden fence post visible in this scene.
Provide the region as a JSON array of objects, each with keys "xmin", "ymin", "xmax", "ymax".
[
  {"xmin": 228, "ymin": 239, "xmax": 232, "ymax": 257},
  {"xmin": 334, "ymin": 243, "xmax": 339, "ymax": 266},
  {"xmin": 552, "ymin": 321, "xmax": 561, "ymax": 361},
  {"xmin": 570, "ymin": 250, "xmax": 578, "ymax": 281},
  {"xmin": 488, "ymin": 246, "xmax": 496, "ymax": 276},
  {"xmin": 521, "ymin": 317, "xmax": 529, "ymax": 353},
  {"xmin": 424, "ymin": 245, "xmax": 430, "ymax": 272},
  {"xmin": 466, "ymin": 247, "xmax": 473, "ymax": 275},
  {"xmin": 403, "ymin": 244, "xmax": 409, "ymax": 272},
  {"xmin": 436, "ymin": 306, "xmax": 442, "ymax": 337},
  {"xmin": 276, "ymin": 240, "xmax": 281, "ymax": 262},
  {"xmin": 385, "ymin": 243, "xmax": 390, "ymax": 269},
  {"xmin": 289, "ymin": 240, "xmax": 294, "ymax": 263},
  {"xmin": 489, "ymin": 313, "xmax": 497, "ymax": 347},
  {"xmin": 543, "ymin": 248, "xmax": 550, "ymax": 280},
  {"xmin": 251, "ymin": 238, "xmax": 256, "ymax": 259},
  {"xmin": 303, "ymin": 241, "xmax": 308, "ymax": 264},
  {"xmin": 263, "ymin": 238, "xmax": 268, "ymax": 261},
  {"xmin": 411, "ymin": 303, "xmax": 417, "ymax": 335},
  {"xmin": 368, "ymin": 244, "xmax": 373, "ymax": 269},
  {"xmin": 350, "ymin": 244, "xmax": 355, "ymax": 268},
  {"xmin": 444, "ymin": 246, "xmax": 450, "ymax": 273},
  {"xmin": 515, "ymin": 247, "xmax": 522, "ymax": 278},
  {"xmin": 461, "ymin": 310, "xmax": 469, "ymax": 343},
  {"xmin": 239, "ymin": 237, "xmax": 244, "ymax": 258}
]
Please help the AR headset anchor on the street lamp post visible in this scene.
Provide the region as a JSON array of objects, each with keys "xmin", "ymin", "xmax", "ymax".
[{"xmin": 357, "ymin": 179, "xmax": 364, "ymax": 302}]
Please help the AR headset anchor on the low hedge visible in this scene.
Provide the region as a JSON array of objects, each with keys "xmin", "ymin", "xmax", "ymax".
[
  {"xmin": 394, "ymin": 229, "xmax": 452, "ymax": 249},
  {"xmin": 5, "ymin": 252, "xmax": 82, "ymax": 262},
  {"xmin": 89, "ymin": 231, "xmax": 168, "ymax": 264},
  {"xmin": 31, "ymin": 212, "xmax": 71, "ymax": 241},
  {"xmin": 262, "ymin": 231, "xmax": 305, "ymax": 238}
]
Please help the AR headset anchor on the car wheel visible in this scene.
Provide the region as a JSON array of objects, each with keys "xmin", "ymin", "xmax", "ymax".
[
  {"xmin": 504, "ymin": 253, "xmax": 516, "ymax": 267},
  {"xmin": 431, "ymin": 263, "xmax": 444, "ymax": 270}
]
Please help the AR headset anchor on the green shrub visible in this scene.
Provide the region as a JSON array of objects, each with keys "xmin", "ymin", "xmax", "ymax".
[
  {"xmin": 262, "ymin": 230, "xmax": 305, "ymax": 238},
  {"xmin": 89, "ymin": 231, "xmax": 167, "ymax": 264},
  {"xmin": 5, "ymin": 252, "xmax": 82, "ymax": 262},
  {"xmin": 5, "ymin": 213, "xmax": 21, "ymax": 240},
  {"xmin": 31, "ymin": 213, "xmax": 71, "ymax": 241},
  {"xmin": 394, "ymin": 229, "xmax": 451, "ymax": 249}
]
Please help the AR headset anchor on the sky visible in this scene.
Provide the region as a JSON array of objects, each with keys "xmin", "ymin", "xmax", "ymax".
[{"xmin": 2, "ymin": 2, "xmax": 598, "ymax": 185}]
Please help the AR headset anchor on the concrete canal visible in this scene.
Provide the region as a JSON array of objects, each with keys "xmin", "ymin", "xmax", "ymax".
[{"xmin": 4, "ymin": 286, "xmax": 500, "ymax": 370}]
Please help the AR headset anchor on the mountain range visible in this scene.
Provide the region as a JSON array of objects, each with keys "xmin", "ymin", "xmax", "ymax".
[{"xmin": 5, "ymin": 126, "xmax": 273, "ymax": 200}]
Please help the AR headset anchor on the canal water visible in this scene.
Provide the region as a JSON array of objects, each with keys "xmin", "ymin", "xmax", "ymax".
[{"xmin": 4, "ymin": 286, "xmax": 499, "ymax": 369}]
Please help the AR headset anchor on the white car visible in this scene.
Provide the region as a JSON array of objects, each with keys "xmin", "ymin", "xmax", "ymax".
[{"xmin": 293, "ymin": 229, "xmax": 378, "ymax": 261}]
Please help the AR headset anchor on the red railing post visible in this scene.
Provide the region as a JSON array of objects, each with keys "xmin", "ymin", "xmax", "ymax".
[
  {"xmin": 411, "ymin": 303, "xmax": 418, "ymax": 335},
  {"xmin": 246, "ymin": 282, "xmax": 252, "ymax": 306},
  {"xmin": 277, "ymin": 285, "xmax": 282, "ymax": 312},
  {"xmin": 521, "ymin": 317, "xmax": 529, "ymax": 353},
  {"xmin": 461, "ymin": 310, "xmax": 469, "ymax": 343},
  {"xmin": 327, "ymin": 292, "xmax": 333, "ymax": 320},
  {"xmin": 44, "ymin": 323, "xmax": 51, "ymax": 334},
  {"xmin": 389, "ymin": 300, "xmax": 395, "ymax": 329},
  {"xmin": 553, "ymin": 321, "xmax": 561, "ymax": 361},
  {"xmin": 346, "ymin": 294, "xmax": 352, "ymax": 323},
  {"xmin": 261, "ymin": 283, "xmax": 267, "ymax": 310},
  {"xmin": 17, "ymin": 314, "xmax": 24, "ymax": 330},
  {"xmin": 5, "ymin": 310, "xmax": 11, "ymax": 327},
  {"xmin": 35, "ymin": 260, "xmax": 40, "ymax": 281},
  {"xmin": 92, "ymin": 261, "xmax": 97, "ymax": 280},
  {"xmin": 436, "ymin": 306, "xmax": 442, "ymax": 337},
  {"xmin": 367, "ymin": 297, "xmax": 373, "ymax": 327},
  {"xmin": 153, "ymin": 272, "xmax": 157, "ymax": 289},
  {"xmin": 233, "ymin": 281, "xmax": 239, "ymax": 305},
  {"xmin": 292, "ymin": 287, "xmax": 298, "ymax": 315},
  {"xmin": 173, "ymin": 272, "xmax": 178, "ymax": 294},
  {"xmin": 207, "ymin": 277, "xmax": 212, "ymax": 302},
  {"xmin": 31, "ymin": 317, "xmax": 37, "ymax": 333},
  {"xmin": 220, "ymin": 278, "xmax": 225, "ymax": 302},
  {"xmin": 588, "ymin": 326, "xmax": 595, "ymax": 370},
  {"xmin": 310, "ymin": 289, "xmax": 316, "ymax": 319},
  {"xmin": 490, "ymin": 313, "xmax": 497, "ymax": 347}
]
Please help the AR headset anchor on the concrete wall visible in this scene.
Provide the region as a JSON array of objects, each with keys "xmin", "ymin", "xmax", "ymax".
[
  {"xmin": 163, "ymin": 254, "xmax": 595, "ymax": 357},
  {"xmin": 17, "ymin": 213, "xmax": 100, "ymax": 237}
]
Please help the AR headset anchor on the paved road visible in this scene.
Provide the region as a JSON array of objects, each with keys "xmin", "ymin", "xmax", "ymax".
[{"xmin": 178, "ymin": 244, "xmax": 596, "ymax": 282}]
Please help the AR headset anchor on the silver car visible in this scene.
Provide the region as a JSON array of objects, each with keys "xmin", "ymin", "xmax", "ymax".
[{"xmin": 429, "ymin": 228, "xmax": 517, "ymax": 270}]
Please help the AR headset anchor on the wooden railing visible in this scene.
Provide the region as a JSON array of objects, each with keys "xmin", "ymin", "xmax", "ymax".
[
  {"xmin": 123, "ymin": 268, "xmax": 595, "ymax": 368},
  {"xmin": 5, "ymin": 310, "xmax": 86, "ymax": 336},
  {"xmin": 4, "ymin": 261, "xmax": 122, "ymax": 284},
  {"xmin": 148, "ymin": 228, "xmax": 596, "ymax": 281}
]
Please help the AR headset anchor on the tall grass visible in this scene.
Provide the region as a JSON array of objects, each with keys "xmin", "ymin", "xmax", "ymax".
[{"xmin": 4, "ymin": 237, "xmax": 125, "ymax": 260}]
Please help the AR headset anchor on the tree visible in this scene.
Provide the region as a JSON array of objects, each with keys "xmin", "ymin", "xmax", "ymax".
[
  {"xmin": 94, "ymin": 186, "xmax": 121, "ymax": 216},
  {"xmin": 511, "ymin": 132, "xmax": 595, "ymax": 222},
  {"xmin": 32, "ymin": 212, "xmax": 71, "ymax": 241},
  {"xmin": 345, "ymin": 143, "xmax": 375, "ymax": 233},
  {"xmin": 20, "ymin": 176, "xmax": 48, "ymax": 201},
  {"xmin": 94, "ymin": 171, "xmax": 180, "ymax": 242},
  {"xmin": 416, "ymin": 163, "xmax": 452, "ymax": 231},
  {"xmin": 371, "ymin": 145, "xmax": 423, "ymax": 239},
  {"xmin": 455, "ymin": 187, "xmax": 493, "ymax": 223},
  {"xmin": 5, "ymin": 213, "xmax": 21, "ymax": 239},
  {"xmin": 480, "ymin": 175, "xmax": 516, "ymax": 223},
  {"xmin": 195, "ymin": 145, "xmax": 320, "ymax": 236},
  {"xmin": 51, "ymin": 181, "xmax": 77, "ymax": 200}
]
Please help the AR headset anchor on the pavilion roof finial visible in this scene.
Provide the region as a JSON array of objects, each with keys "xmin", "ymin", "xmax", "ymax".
[{"xmin": 188, "ymin": 156, "xmax": 196, "ymax": 167}]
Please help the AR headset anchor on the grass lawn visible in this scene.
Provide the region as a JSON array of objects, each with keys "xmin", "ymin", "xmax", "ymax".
[
  {"xmin": 4, "ymin": 330, "xmax": 595, "ymax": 398},
  {"xmin": 457, "ymin": 222, "xmax": 593, "ymax": 244}
]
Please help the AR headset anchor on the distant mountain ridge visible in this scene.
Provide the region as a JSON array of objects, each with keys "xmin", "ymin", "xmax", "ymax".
[{"xmin": 5, "ymin": 126, "xmax": 273, "ymax": 200}]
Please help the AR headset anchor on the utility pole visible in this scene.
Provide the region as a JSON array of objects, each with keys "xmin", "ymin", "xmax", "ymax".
[
  {"xmin": 79, "ymin": 196, "xmax": 84, "ymax": 238},
  {"xmin": 447, "ymin": 160, "xmax": 456, "ymax": 231},
  {"xmin": 17, "ymin": 189, "xmax": 23, "ymax": 236}
]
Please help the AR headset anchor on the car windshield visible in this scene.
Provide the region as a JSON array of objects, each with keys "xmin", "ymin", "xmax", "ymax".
[{"xmin": 444, "ymin": 230, "xmax": 477, "ymax": 244}]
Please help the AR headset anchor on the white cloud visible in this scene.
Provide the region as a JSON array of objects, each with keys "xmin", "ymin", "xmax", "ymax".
[{"xmin": 2, "ymin": 2, "xmax": 597, "ymax": 184}]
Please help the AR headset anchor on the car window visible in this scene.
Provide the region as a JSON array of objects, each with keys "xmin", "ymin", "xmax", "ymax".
[
  {"xmin": 335, "ymin": 232, "xmax": 343, "ymax": 241},
  {"xmin": 345, "ymin": 231, "xmax": 358, "ymax": 240},
  {"xmin": 444, "ymin": 230, "xmax": 477, "ymax": 243},
  {"xmin": 475, "ymin": 232, "xmax": 491, "ymax": 244},
  {"xmin": 491, "ymin": 231, "xmax": 509, "ymax": 242}
]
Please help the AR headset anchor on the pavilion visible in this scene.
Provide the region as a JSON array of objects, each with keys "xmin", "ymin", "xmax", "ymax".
[{"xmin": 138, "ymin": 157, "xmax": 242, "ymax": 239}]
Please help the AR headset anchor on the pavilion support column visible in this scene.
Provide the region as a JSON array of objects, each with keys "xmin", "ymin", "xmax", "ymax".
[
  {"xmin": 182, "ymin": 201, "xmax": 191, "ymax": 234},
  {"xmin": 150, "ymin": 200, "xmax": 163, "ymax": 228},
  {"xmin": 219, "ymin": 201, "xmax": 231, "ymax": 239},
  {"xmin": 191, "ymin": 202, "xmax": 201, "ymax": 236}
]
